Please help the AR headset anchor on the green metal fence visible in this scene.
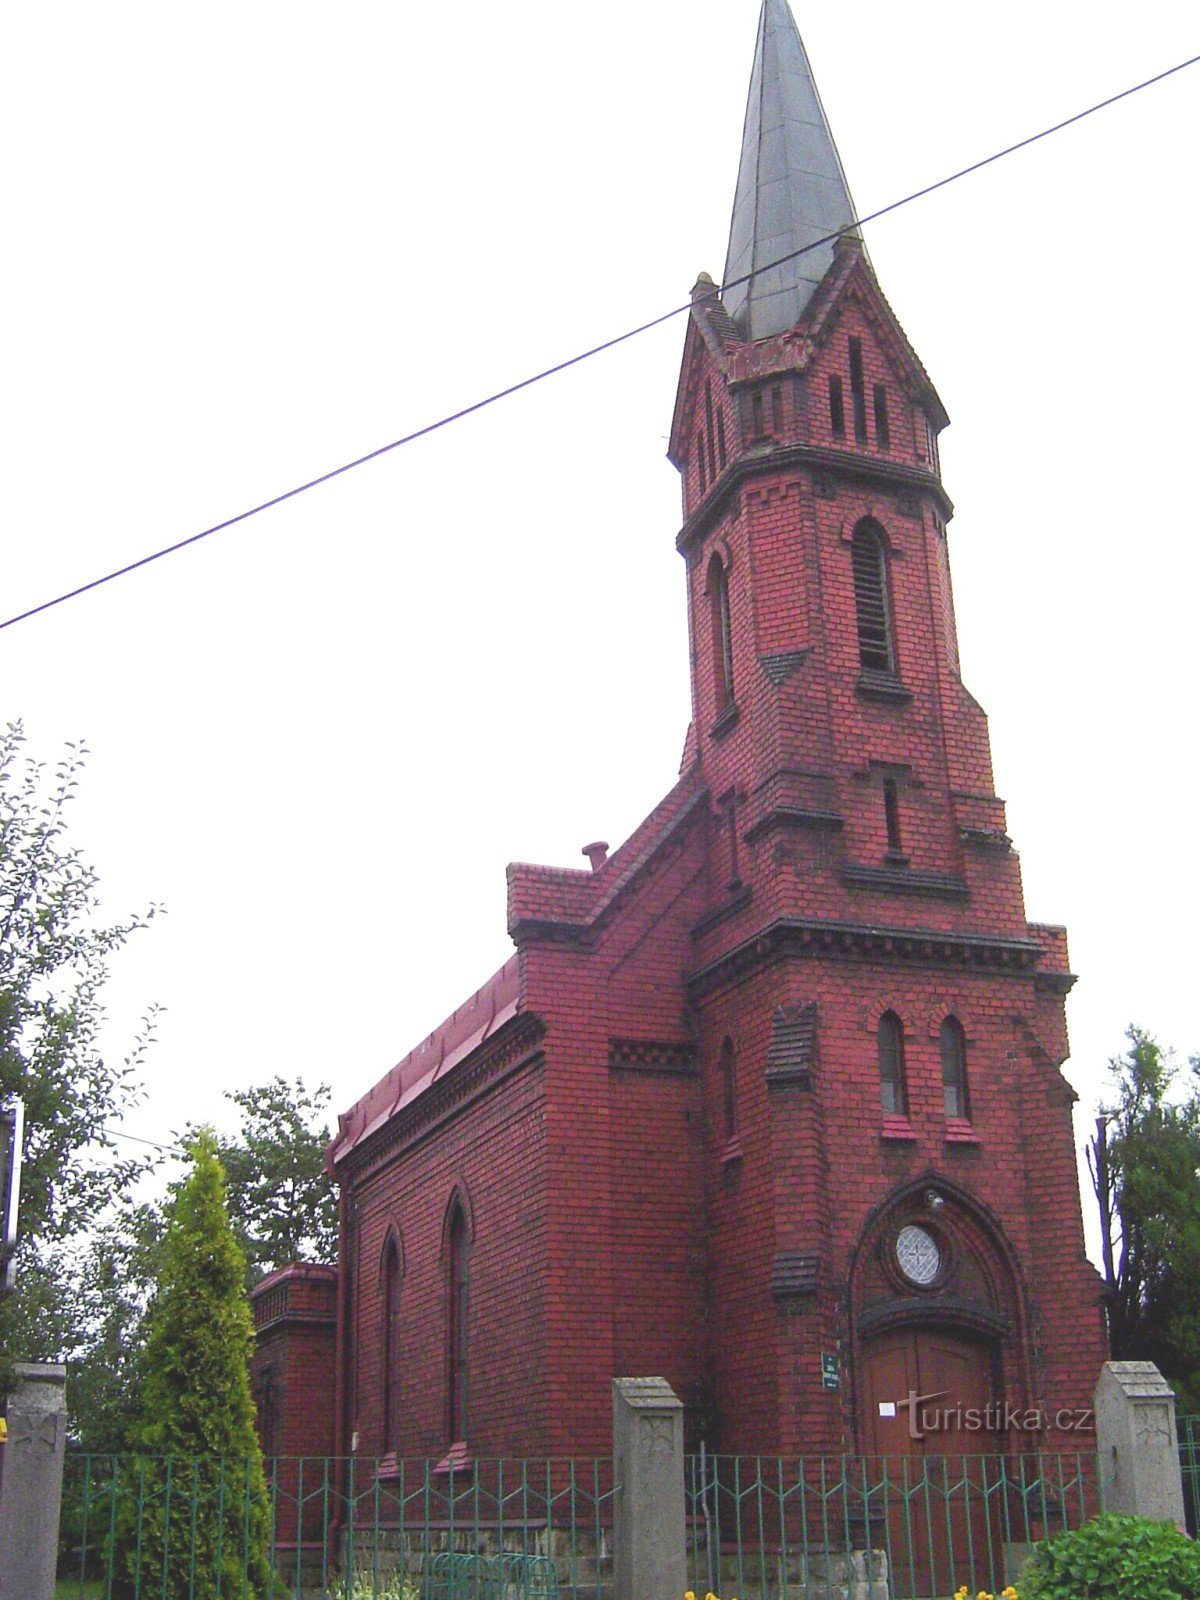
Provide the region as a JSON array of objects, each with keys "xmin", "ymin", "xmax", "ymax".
[
  {"xmin": 58, "ymin": 1449, "xmax": 1103, "ymax": 1600},
  {"xmin": 1179, "ymin": 1414, "xmax": 1200, "ymax": 1536},
  {"xmin": 685, "ymin": 1451, "xmax": 1099, "ymax": 1600},
  {"xmin": 57, "ymin": 1455, "xmax": 614, "ymax": 1600}
]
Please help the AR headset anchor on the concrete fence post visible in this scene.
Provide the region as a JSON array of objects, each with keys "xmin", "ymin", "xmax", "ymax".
[
  {"xmin": 612, "ymin": 1377, "xmax": 685, "ymax": 1600},
  {"xmin": 1094, "ymin": 1360, "xmax": 1186, "ymax": 1530},
  {"xmin": 0, "ymin": 1362, "xmax": 68, "ymax": 1600}
]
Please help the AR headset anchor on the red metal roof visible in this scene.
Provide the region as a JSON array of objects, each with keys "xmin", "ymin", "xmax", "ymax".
[{"xmin": 329, "ymin": 954, "xmax": 521, "ymax": 1168}]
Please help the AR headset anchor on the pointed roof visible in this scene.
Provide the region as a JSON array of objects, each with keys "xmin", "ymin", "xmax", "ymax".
[{"xmin": 722, "ymin": 0, "xmax": 859, "ymax": 341}]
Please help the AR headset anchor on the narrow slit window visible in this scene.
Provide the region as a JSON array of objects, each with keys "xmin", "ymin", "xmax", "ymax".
[
  {"xmin": 696, "ymin": 433, "xmax": 707, "ymax": 493},
  {"xmin": 829, "ymin": 374, "xmax": 845, "ymax": 438},
  {"xmin": 849, "ymin": 336, "xmax": 868, "ymax": 444},
  {"xmin": 705, "ymin": 383, "xmax": 718, "ymax": 481},
  {"xmin": 708, "ymin": 553, "xmax": 734, "ymax": 710},
  {"xmin": 941, "ymin": 1017, "xmax": 970, "ymax": 1121},
  {"xmin": 383, "ymin": 1239, "xmax": 401, "ymax": 1449},
  {"xmin": 771, "ymin": 385, "xmax": 783, "ymax": 434},
  {"xmin": 447, "ymin": 1202, "xmax": 469, "ymax": 1441},
  {"xmin": 851, "ymin": 521, "xmax": 896, "ymax": 675},
  {"xmin": 883, "ymin": 778, "xmax": 902, "ymax": 853},
  {"xmin": 720, "ymin": 1037, "xmax": 738, "ymax": 1140},
  {"xmin": 873, "ymin": 384, "xmax": 891, "ymax": 451},
  {"xmin": 716, "ymin": 409, "xmax": 728, "ymax": 469},
  {"xmin": 751, "ymin": 389, "xmax": 765, "ymax": 438},
  {"xmin": 878, "ymin": 1011, "xmax": 907, "ymax": 1116}
]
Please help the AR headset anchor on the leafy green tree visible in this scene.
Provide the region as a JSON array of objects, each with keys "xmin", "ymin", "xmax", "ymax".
[
  {"xmin": 1088, "ymin": 1026, "xmax": 1200, "ymax": 1412},
  {"xmin": 66, "ymin": 1197, "xmax": 165, "ymax": 1451},
  {"xmin": 205, "ymin": 1076, "xmax": 338, "ymax": 1283},
  {"xmin": 114, "ymin": 1132, "xmax": 271, "ymax": 1599},
  {"xmin": 0, "ymin": 721, "xmax": 158, "ymax": 1372}
]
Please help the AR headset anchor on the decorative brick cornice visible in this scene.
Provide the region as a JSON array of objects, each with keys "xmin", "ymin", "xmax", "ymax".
[
  {"xmin": 841, "ymin": 864, "xmax": 969, "ymax": 900},
  {"xmin": 253, "ymin": 1310, "xmax": 336, "ymax": 1338},
  {"xmin": 744, "ymin": 806, "xmax": 843, "ymax": 845},
  {"xmin": 340, "ymin": 1015, "xmax": 546, "ymax": 1179},
  {"xmin": 609, "ymin": 1038, "xmax": 697, "ymax": 1077},
  {"xmin": 677, "ymin": 442, "xmax": 953, "ymax": 556},
  {"xmin": 1034, "ymin": 971, "xmax": 1077, "ymax": 996},
  {"xmin": 686, "ymin": 916, "xmax": 1043, "ymax": 999}
]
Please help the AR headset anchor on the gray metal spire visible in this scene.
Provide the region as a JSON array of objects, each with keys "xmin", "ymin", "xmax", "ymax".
[{"xmin": 722, "ymin": 0, "xmax": 859, "ymax": 341}]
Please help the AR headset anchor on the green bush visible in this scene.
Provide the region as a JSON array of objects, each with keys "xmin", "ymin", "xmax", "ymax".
[
  {"xmin": 109, "ymin": 1133, "xmax": 273, "ymax": 1599},
  {"xmin": 1022, "ymin": 1512, "xmax": 1200, "ymax": 1600}
]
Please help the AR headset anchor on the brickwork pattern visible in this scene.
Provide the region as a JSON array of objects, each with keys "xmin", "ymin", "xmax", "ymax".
[{"xmin": 260, "ymin": 235, "xmax": 1105, "ymax": 1471}]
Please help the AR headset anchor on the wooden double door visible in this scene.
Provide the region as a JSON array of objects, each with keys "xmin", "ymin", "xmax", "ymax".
[{"xmin": 858, "ymin": 1328, "xmax": 1004, "ymax": 1598}]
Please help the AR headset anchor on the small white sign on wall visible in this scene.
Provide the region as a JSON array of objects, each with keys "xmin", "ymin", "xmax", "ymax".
[{"xmin": 878, "ymin": 1401, "xmax": 897, "ymax": 1418}]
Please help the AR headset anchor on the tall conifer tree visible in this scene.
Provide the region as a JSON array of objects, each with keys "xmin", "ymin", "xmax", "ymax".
[{"xmin": 114, "ymin": 1131, "xmax": 272, "ymax": 1598}]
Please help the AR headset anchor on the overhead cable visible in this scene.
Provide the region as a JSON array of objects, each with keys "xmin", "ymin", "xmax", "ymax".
[{"xmin": 2, "ymin": 49, "xmax": 1196, "ymax": 636}]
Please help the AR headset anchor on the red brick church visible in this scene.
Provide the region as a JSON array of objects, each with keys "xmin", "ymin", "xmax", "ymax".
[{"xmin": 252, "ymin": 0, "xmax": 1106, "ymax": 1467}]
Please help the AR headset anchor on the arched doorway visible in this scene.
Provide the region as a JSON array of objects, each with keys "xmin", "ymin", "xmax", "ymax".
[{"xmin": 850, "ymin": 1185, "xmax": 1028, "ymax": 1598}]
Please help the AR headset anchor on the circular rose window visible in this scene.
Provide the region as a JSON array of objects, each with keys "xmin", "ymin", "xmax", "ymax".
[{"xmin": 896, "ymin": 1224, "xmax": 942, "ymax": 1286}]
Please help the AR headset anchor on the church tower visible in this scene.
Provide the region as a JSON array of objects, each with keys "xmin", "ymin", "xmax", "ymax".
[
  {"xmin": 300, "ymin": 0, "xmax": 1109, "ymax": 1488},
  {"xmin": 665, "ymin": 0, "xmax": 1106, "ymax": 1456}
]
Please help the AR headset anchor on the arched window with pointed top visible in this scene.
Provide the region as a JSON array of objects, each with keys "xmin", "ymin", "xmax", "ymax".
[
  {"xmin": 446, "ymin": 1200, "xmax": 469, "ymax": 1442},
  {"xmin": 878, "ymin": 1011, "xmax": 908, "ymax": 1116},
  {"xmin": 851, "ymin": 520, "xmax": 896, "ymax": 675},
  {"xmin": 940, "ymin": 1016, "xmax": 970, "ymax": 1121},
  {"xmin": 708, "ymin": 552, "xmax": 734, "ymax": 711},
  {"xmin": 382, "ymin": 1236, "xmax": 402, "ymax": 1449}
]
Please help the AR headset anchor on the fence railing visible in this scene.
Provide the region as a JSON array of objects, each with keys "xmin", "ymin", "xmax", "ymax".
[
  {"xmin": 685, "ymin": 1450, "xmax": 1099, "ymax": 1600},
  {"xmin": 1179, "ymin": 1414, "xmax": 1200, "ymax": 1536},
  {"xmin": 57, "ymin": 1448, "xmax": 1101, "ymax": 1600},
  {"xmin": 58, "ymin": 1455, "xmax": 615, "ymax": 1600}
]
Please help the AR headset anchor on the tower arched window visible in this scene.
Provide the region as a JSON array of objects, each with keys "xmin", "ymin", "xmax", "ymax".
[
  {"xmin": 447, "ymin": 1200, "xmax": 469, "ymax": 1442},
  {"xmin": 940, "ymin": 1016, "xmax": 970, "ymax": 1121},
  {"xmin": 382, "ymin": 1237, "xmax": 401, "ymax": 1449},
  {"xmin": 851, "ymin": 521, "xmax": 896, "ymax": 675},
  {"xmin": 878, "ymin": 1011, "xmax": 907, "ymax": 1116},
  {"xmin": 708, "ymin": 553, "xmax": 734, "ymax": 710}
]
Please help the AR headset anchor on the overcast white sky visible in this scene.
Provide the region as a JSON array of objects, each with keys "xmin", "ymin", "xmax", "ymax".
[{"xmin": 3, "ymin": 2, "xmax": 1198, "ymax": 1201}]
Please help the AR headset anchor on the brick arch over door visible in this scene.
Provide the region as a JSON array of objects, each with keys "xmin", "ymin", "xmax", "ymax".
[{"xmin": 846, "ymin": 1174, "xmax": 1037, "ymax": 1451}]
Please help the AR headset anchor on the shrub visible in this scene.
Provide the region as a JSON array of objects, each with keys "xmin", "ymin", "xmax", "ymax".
[
  {"xmin": 109, "ymin": 1133, "xmax": 273, "ymax": 1598},
  {"xmin": 1021, "ymin": 1513, "xmax": 1200, "ymax": 1600}
]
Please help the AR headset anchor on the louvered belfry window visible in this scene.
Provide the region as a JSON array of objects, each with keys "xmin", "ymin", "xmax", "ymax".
[
  {"xmin": 851, "ymin": 521, "xmax": 895, "ymax": 674},
  {"xmin": 708, "ymin": 553, "xmax": 734, "ymax": 710}
]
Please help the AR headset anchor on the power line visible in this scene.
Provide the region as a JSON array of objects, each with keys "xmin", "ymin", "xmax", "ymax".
[
  {"xmin": 98, "ymin": 1124, "xmax": 185, "ymax": 1156},
  {"xmin": 2, "ymin": 49, "xmax": 1196, "ymax": 637}
]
